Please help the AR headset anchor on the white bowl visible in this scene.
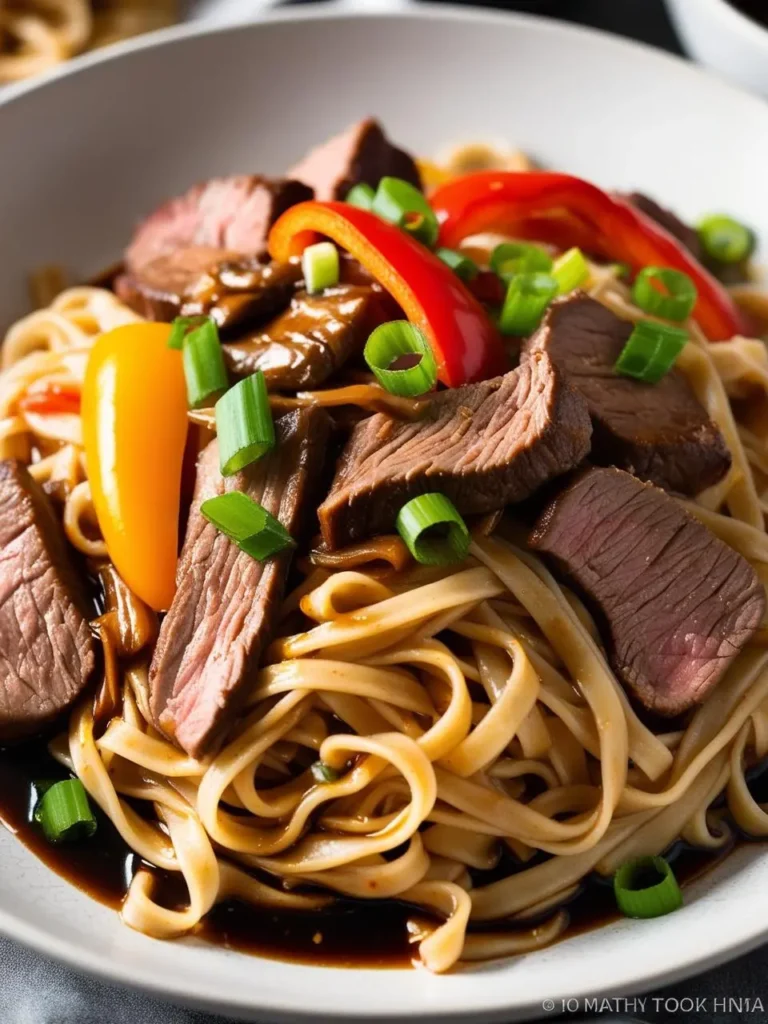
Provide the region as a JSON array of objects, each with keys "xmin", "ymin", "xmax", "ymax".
[
  {"xmin": 666, "ymin": 0, "xmax": 768, "ymax": 96},
  {"xmin": 2, "ymin": 8, "xmax": 768, "ymax": 1022}
]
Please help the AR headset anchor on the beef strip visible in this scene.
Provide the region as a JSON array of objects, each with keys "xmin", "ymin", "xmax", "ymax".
[
  {"xmin": 180, "ymin": 257, "xmax": 303, "ymax": 332},
  {"xmin": 149, "ymin": 407, "xmax": 330, "ymax": 758},
  {"xmin": 530, "ymin": 467, "xmax": 765, "ymax": 715},
  {"xmin": 318, "ymin": 351, "xmax": 592, "ymax": 549},
  {"xmin": 287, "ymin": 118, "xmax": 421, "ymax": 201},
  {"xmin": 222, "ymin": 284, "xmax": 376, "ymax": 390},
  {"xmin": 0, "ymin": 460, "xmax": 95, "ymax": 739},
  {"xmin": 523, "ymin": 292, "xmax": 731, "ymax": 495},
  {"xmin": 622, "ymin": 192, "xmax": 703, "ymax": 261},
  {"xmin": 115, "ymin": 246, "xmax": 233, "ymax": 321}
]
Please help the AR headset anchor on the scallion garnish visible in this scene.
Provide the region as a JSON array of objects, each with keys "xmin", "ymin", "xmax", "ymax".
[
  {"xmin": 498, "ymin": 272, "xmax": 558, "ymax": 336},
  {"xmin": 552, "ymin": 247, "xmax": 589, "ymax": 295},
  {"xmin": 167, "ymin": 314, "xmax": 210, "ymax": 351},
  {"xmin": 614, "ymin": 856, "xmax": 683, "ymax": 919},
  {"xmin": 346, "ymin": 183, "xmax": 376, "ymax": 210},
  {"xmin": 698, "ymin": 214, "xmax": 755, "ymax": 264},
  {"xmin": 302, "ymin": 241, "xmax": 340, "ymax": 294},
  {"xmin": 201, "ymin": 492, "xmax": 295, "ymax": 561},
  {"xmin": 182, "ymin": 318, "xmax": 229, "ymax": 409},
  {"xmin": 614, "ymin": 320, "xmax": 688, "ymax": 384},
  {"xmin": 436, "ymin": 247, "xmax": 478, "ymax": 282},
  {"xmin": 372, "ymin": 177, "xmax": 439, "ymax": 248},
  {"xmin": 395, "ymin": 493, "xmax": 470, "ymax": 566},
  {"xmin": 632, "ymin": 267, "xmax": 697, "ymax": 322},
  {"xmin": 215, "ymin": 371, "xmax": 275, "ymax": 476},
  {"xmin": 34, "ymin": 779, "xmax": 97, "ymax": 844},
  {"xmin": 311, "ymin": 761, "xmax": 342, "ymax": 784},
  {"xmin": 490, "ymin": 242, "xmax": 553, "ymax": 282},
  {"xmin": 364, "ymin": 320, "xmax": 437, "ymax": 397}
]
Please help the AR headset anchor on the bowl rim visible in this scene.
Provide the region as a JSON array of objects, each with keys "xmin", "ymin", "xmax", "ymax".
[{"xmin": 2, "ymin": 7, "xmax": 768, "ymax": 1021}]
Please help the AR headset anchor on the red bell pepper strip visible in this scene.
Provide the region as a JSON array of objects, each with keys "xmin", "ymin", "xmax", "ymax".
[
  {"xmin": 19, "ymin": 382, "xmax": 81, "ymax": 416},
  {"xmin": 432, "ymin": 171, "xmax": 749, "ymax": 342},
  {"xmin": 268, "ymin": 201, "xmax": 507, "ymax": 387}
]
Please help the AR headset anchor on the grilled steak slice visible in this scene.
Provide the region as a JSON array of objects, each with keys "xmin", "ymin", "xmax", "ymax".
[
  {"xmin": 223, "ymin": 284, "xmax": 376, "ymax": 390},
  {"xmin": 0, "ymin": 460, "xmax": 95, "ymax": 740},
  {"xmin": 318, "ymin": 352, "xmax": 592, "ymax": 549},
  {"xmin": 530, "ymin": 467, "xmax": 765, "ymax": 715},
  {"xmin": 287, "ymin": 118, "xmax": 421, "ymax": 202},
  {"xmin": 524, "ymin": 293, "xmax": 731, "ymax": 495},
  {"xmin": 180, "ymin": 257, "xmax": 303, "ymax": 331},
  {"xmin": 622, "ymin": 192, "xmax": 702, "ymax": 261},
  {"xmin": 149, "ymin": 407, "xmax": 330, "ymax": 758},
  {"xmin": 115, "ymin": 245, "xmax": 232, "ymax": 321}
]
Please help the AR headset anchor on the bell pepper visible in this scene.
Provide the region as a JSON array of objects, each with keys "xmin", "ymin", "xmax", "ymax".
[
  {"xmin": 82, "ymin": 323, "xmax": 188, "ymax": 612},
  {"xmin": 268, "ymin": 201, "xmax": 507, "ymax": 387},
  {"xmin": 432, "ymin": 171, "xmax": 749, "ymax": 342},
  {"xmin": 19, "ymin": 382, "xmax": 81, "ymax": 416}
]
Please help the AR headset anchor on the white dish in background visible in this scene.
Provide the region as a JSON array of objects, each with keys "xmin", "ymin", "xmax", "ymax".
[{"xmin": 1, "ymin": 8, "xmax": 768, "ymax": 1021}]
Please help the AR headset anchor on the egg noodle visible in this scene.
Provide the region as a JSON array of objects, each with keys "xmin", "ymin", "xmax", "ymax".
[{"xmin": 4, "ymin": 154, "xmax": 768, "ymax": 972}]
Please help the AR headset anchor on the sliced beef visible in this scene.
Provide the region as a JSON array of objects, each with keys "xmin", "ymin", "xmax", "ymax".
[
  {"xmin": 0, "ymin": 461, "xmax": 95, "ymax": 740},
  {"xmin": 530, "ymin": 467, "xmax": 765, "ymax": 715},
  {"xmin": 181, "ymin": 257, "xmax": 303, "ymax": 332},
  {"xmin": 115, "ymin": 246, "xmax": 232, "ymax": 321},
  {"xmin": 222, "ymin": 284, "xmax": 376, "ymax": 391},
  {"xmin": 622, "ymin": 192, "xmax": 702, "ymax": 261},
  {"xmin": 318, "ymin": 352, "xmax": 592, "ymax": 549},
  {"xmin": 287, "ymin": 118, "xmax": 421, "ymax": 202},
  {"xmin": 149, "ymin": 407, "xmax": 330, "ymax": 758},
  {"xmin": 524, "ymin": 293, "xmax": 731, "ymax": 495}
]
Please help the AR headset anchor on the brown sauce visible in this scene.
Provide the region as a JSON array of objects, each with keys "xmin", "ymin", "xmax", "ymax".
[
  {"xmin": 0, "ymin": 741, "xmax": 764, "ymax": 969},
  {"xmin": 727, "ymin": 1, "xmax": 768, "ymax": 29}
]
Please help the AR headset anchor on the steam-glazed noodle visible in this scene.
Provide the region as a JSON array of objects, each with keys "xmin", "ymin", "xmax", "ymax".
[{"xmin": 5, "ymin": 173, "xmax": 768, "ymax": 974}]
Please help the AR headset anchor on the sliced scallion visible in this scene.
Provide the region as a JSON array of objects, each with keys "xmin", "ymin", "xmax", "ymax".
[
  {"xmin": 302, "ymin": 241, "xmax": 340, "ymax": 294},
  {"xmin": 614, "ymin": 856, "xmax": 683, "ymax": 919},
  {"xmin": 698, "ymin": 214, "xmax": 755, "ymax": 264},
  {"xmin": 34, "ymin": 779, "xmax": 97, "ymax": 844},
  {"xmin": 490, "ymin": 242, "xmax": 553, "ymax": 282},
  {"xmin": 346, "ymin": 183, "xmax": 376, "ymax": 210},
  {"xmin": 215, "ymin": 371, "xmax": 275, "ymax": 476},
  {"xmin": 311, "ymin": 761, "xmax": 342, "ymax": 784},
  {"xmin": 632, "ymin": 267, "xmax": 697, "ymax": 322},
  {"xmin": 168, "ymin": 314, "xmax": 210, "ymax": 351},
  {"xmin": 436, "ymin": 247, "xmax": 478, "ymax": 282},
  {"xmin": 182, "ymin": 318, "xmax": 229, "ymax": 409},
  {"xmin": 372, "ymin": 177, "xmax": 439, "ymax": 247},
  {"xmin": 201, "ymin": 492, "xmax": 294, "ymax": 561},
  {"xmin": 364, "ymin": 320, "xmax": 437, "ymax": 397},
  {"xmin": 498, "ymin": 273, "xmax": 558, "ymax": 336},
  {"xmin": 552, "ymin": 247, "xmax": 589, "ymax": 295},
  {"xmin": 396, "ymin": 493, "xmax": 470, "ymax": 566},
  {"xmin": 615, "ymin": 320, "xmax": 688, "ymax": 384}
]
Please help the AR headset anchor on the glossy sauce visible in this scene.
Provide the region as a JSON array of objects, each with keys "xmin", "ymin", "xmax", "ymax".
[{"xmin": 0, "ymin": 742, "xmax": 763, "ymax": 969}]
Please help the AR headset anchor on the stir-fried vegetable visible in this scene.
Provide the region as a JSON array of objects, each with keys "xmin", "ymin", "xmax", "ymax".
[
  {"xmin": 395, "ymin": 493, "xmax": 470, "ymax": 565},
  {"xmin": 614, "ymin": 856, "xmax": 683, "ymax": 918},
  {"xmin": 215, "ymin": 371, "xmax": 275, "ymax": 476},
  {"xmin": 82, "ymin": 322, "xmax": 188, "ymax": 612},
  {"xmin": 615, "ymin": 321, "xmax": 689, "ymax": 383},
  {"xmin": 201, "ymin": 492, "xmax": 295, "ymax": 561},
  {"xmin": 632, "ymin": 267, "xmax": 697, "ymax": 322},
  {"xmin": 364, "ymin": 321, "xmax": 437, "ymax": 397}
]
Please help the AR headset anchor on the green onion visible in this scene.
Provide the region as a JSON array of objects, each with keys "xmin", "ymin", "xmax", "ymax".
[
  {"xmin": 498, "ymin": 273, "xmax": 558, "ymax": 336},
  {"xmin": 610, "ymin": 262, "xmax": 631, "ymax": 281},
  {"xmin": 302, "ymin": 241, "xmax": 340, "ymax": 294},
  {"xmin": 436, "ymin": 247, "xmax": 478, "ymax": 282},
  {"xmin": 34, "ymin": 779, "xmax": 97, "ymax": 844},
  {"xmin": 490, "ymin": 242, "xmax": 553, "ymax": 281},
  {"xmin": 552, "ymin": 247, "xmax": 589, "ymax": 295},
  {"xmin": 396, "ymin": 493, "xmax": 470, "ymax": 566},
  {"xmin": 182, "ymin": 319, "xmax": 229, "ymax": 409},
  {"xmin": 311, "ymin": 761, "xmax": 342, "ymax": 784},
  {"xmin": 346, "ymin": 183, "xmax": 376, "ymax": 210},
  {"xmin": 615, "ymin": 320, "xmax": 689, "ymax": 384},
  {"xmin": 632, "ymin": 267, "xmax": 697, "ymax": 322},
  {"xmin": 614, "ymin": 856, "xmax": 683, "ymax": 919},
  {"xmin": 698, "ymin": 214, "xmax": 755, "ymax": 264},
  {"xmin": 201, "ymin": 492, "xmax": 294, "ymax": 561},
  {"xmin": 364, "ymin": 320, "xmax": 437, "ymax": 397},
  {"xmin": 215, "ymin": 371, "xmax": 275, "ymax": 476},
  {"xmin": 167, "ymin": 314, "xmax": 210, "ymax": 351},
  {"xmin": 372, "ymin": 177, "xmax": 439, "ymax": 248}
]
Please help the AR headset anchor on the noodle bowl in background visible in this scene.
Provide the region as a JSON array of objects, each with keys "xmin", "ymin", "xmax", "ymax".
[{"xmin": 4, "ymin": 141, "xmax": 768, "ymax": 972}]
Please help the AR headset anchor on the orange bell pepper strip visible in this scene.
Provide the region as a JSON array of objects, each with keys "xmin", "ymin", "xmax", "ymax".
[
  {"xmin": 268, "ymin": 201, "xmax": 507, "ymax": 387},
  {"xmin": 82, "ymin": 323, "xmax": 188, "ymax": 612},
  {"xmin": 432, "ymin": 171, "xmax": 749, "ymax": 342}
]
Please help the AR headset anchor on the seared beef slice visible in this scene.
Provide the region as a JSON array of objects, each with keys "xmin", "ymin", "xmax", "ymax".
[
  {"xmin": 288, "ymin": 118, "xmax": 421, "ymax": 201},
  {"xmin": 318, "ymin": 352, "xmax": 591, "ymax": 549},
  {"xmin": 622, "ymin": 192, "xmax": 703, "ymax": 261},
  {"xmin": 524, "ymin": 293, "xmax": 730, "ymax": 495},
  {"xmin": 149, "ymin": 407, "xmax": 329, "ymax": 758},
  {"xmin": 0, "ymin": 461, "xmax": 95, "ymax": 739},
  {"xmin": 530, "ymin": 467, "xmax": 765, "ymax": 715}
]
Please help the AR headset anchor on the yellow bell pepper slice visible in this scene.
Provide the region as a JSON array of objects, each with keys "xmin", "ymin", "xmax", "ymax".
[{"xmin": 82, "ymin": 323, "xmax": 188, "ymax": 612}]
